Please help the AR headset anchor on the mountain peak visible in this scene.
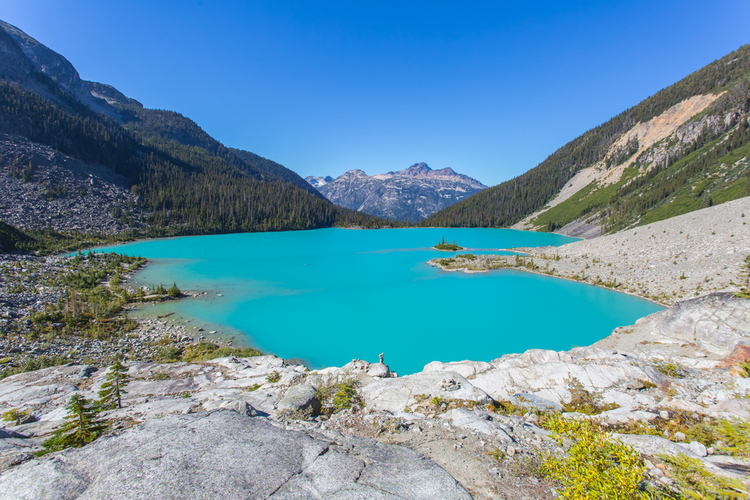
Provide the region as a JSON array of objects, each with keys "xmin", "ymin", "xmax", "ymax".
[
  {"xmin": 307, "ymin": 163, "xmax": 487, "ymax": 222},
  {"xmin": 403, "ymin": 162, "xmax": 431, "ymax": 176}
]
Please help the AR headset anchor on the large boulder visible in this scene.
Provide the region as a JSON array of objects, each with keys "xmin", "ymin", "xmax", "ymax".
[
  {"xmin": 360, "ymin": 371, "xmax": 492, "ymax": 413},
  {"xmin": 0, "ymin": 411, "xmax": 472, "ymax": 500},
  {"xmin": 277, "ymin": 384, "xmax": 321, "ymax": 415},
  {"xmin": 366, "ymin": 362, "xmax": 391, "ymax": 378}
]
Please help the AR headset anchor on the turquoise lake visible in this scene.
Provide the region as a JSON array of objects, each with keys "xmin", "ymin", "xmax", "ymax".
[{"xmin": 98, "ymin": 228, "xmax": 663, "ymax": 374}]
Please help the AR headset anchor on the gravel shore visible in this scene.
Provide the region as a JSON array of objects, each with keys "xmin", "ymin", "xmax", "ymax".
[{"xmin": 432, "ymin": 197, "xmax": 750, "ymax": 305}]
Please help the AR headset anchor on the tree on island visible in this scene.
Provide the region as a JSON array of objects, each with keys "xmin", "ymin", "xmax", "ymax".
[
  {"xmin": 434, "ymin": 237, "xmax": 463, "ymax": 251},
  {"xmin": 167, "ymin": 282, "xmax": 182, "ymax": 298},
  {"xmin": 40, "ymin": 394, "xmax": 108, "ymax": 454},
  {"xmin": 98, "ymin": 360, "xmax": 130, "ymax": 410}
]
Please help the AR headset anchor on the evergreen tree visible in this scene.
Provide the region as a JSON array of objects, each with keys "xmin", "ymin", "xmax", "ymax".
[
  {"xmin": 167, "ymin": 282, "xmax": 182, "ymax": 298},
  {"xmin": 40, "ymin": 395, "xmax": 107, "ymax": 453},
  {"xmin": 98, "ymin": 360, "xmax": 130, "ymax": 410}
]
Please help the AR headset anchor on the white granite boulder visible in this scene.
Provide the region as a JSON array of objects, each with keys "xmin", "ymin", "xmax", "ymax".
[{"xmin": 360, "ymin": 371, "xmax": 492, "ymax": 413}]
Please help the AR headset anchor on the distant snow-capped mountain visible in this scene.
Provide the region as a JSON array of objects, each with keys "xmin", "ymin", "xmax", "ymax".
[
  {"xmin": 307, "ymin": 163, "xmax": 487, "ymax": 222},
  {"xmin": 305, "ymin": 175, "xmax": 334, "ymax": 189}
]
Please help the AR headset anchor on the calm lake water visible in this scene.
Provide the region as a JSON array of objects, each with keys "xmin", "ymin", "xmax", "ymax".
[{"xmin": 98, "ymin": 228, "xmax": 662, "ymax": 374}]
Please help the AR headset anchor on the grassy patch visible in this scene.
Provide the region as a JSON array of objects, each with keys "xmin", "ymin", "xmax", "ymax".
[
  {"xmin": 181, "ymin": 341, "xmax": 262, "ymax": 363},
  {"xmin": 639, "ymin": 194, "xmax": 703, "ymax": 225}
]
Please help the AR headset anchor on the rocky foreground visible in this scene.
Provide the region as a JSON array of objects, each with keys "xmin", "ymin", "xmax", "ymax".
[{"xmin": 1, "ymin": 290, "xmax": 749, "ymax": 499}]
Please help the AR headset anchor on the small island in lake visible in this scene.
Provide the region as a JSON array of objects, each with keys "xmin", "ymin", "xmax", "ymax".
[{"xmin": 434, "ymin": 237, "xmax": 463, "ymax": 251}]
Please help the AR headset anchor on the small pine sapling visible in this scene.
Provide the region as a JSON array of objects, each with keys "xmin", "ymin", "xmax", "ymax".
[
  {"xmin": 40, "ymin": 394, "xmax": 107, "ymax": 454},
  {"xmin": 98, "ymin": 360, "xmax": 130, "ymax": 410}
]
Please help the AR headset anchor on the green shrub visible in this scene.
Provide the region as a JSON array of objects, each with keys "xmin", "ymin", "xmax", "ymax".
[
  {"xmin": 541, "ymin": 416, "xmax": 649, "ymax": 499},
  {"xmin": 266, "ymin": 371, "xmax": 281, "ymax": 383},
  {"xmin": 562, "ymin": 376, "xmax": 618, "ymax": 415},
  {"xmin": 1, "ymin": 408, "xmax": 32, "ymax": 426},
  {"xmin": 332, "ymin": 381, "xmax": 362, "ymax": 412},
  {"xmin": 154, "ymin": 346, "xmax": 182, "ymax": 363},
  {"xmin": 247, "ymin": 383, "xmax": 261, "ymax": 392},
  {"xmin": 181, "ymin": 341, "xmax": 262, "ymax": 363},
  {"xmin": 654, "ymin": 360, "xmax": 684, "ymax": 378}
]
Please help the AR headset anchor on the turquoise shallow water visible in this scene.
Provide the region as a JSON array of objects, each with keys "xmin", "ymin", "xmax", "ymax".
[{"xmin": 98, "ymin": 228, "xmax": 663, "ymax": 374}]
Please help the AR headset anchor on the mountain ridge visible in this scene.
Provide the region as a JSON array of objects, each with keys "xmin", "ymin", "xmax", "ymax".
[
  {"xmin": 307, "ymin": 163, "xmax": 487, "ymax": 222},
  {"xmin": 423, "ymin": 44, "xmax": 750, "ymax": 232}
]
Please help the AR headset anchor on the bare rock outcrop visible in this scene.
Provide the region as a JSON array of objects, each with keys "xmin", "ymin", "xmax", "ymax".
[
  {"xmin": 616, "ymin": 292, "xmax": 750, "ymax": 356},
  {"xmin": 0, "ymin": 410, "xmax": 472, "ymax": 500}
]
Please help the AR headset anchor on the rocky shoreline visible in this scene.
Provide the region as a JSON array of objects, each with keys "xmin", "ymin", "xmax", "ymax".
[
  {"xmin": 0, "ymin": 252, "xmax": 214, "ymax": 375},
  {"xmin": 430, "ymin": 197, "xmax": 750, "ymax": 306}
]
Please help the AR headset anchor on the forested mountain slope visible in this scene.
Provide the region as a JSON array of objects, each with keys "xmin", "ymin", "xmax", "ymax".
[
  {"xmin": 0, "ymin": 20, "xmax": 381, "ymax": 240},
  {"xmin": 423, "ymin": 44, "xmax": 750, "ymax": 235}
]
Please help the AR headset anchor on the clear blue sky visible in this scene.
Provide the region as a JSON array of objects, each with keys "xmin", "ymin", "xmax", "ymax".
[{"xmin": 2, "ymin": 1, "xmax": 749, "ymax": 186}]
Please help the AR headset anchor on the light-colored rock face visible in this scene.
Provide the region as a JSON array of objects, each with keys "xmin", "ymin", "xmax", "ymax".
[
  {"xmin": 0, "ymin": 411, "xmax": 472, "ymax": 500},
  {"xmin": 309, "ymin": 163, "xmax": 487, "ymax": 222},
  {"xmin": 472, "ymin": 355, "xmax": 653, "ymax": 405},
  {"xmin": 511, "ymin": 94, "xmax": 722, "ymax": 234},
  {"xmin": 440, "ymin": 408, "xmax": 514, "ymax": 442},
  {"xmin": 631, "ymin": 293, "xmax": 750, "ymax": 355},
  {"xmin": 360, "ymin": 371, "xmax": 492, "ymax": 413},
  {"xmin": 423, "ymin": 360, "xmax": 494, "ymax": 379}
]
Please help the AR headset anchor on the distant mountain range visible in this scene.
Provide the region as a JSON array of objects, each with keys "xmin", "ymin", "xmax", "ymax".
[
  {"xmin": 306, "ymin": 163, "xmax": 486, "ymax": 222},
  {"xmin": 0, "ymin": 20, "xmax": 385, "ymax": 240}
]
